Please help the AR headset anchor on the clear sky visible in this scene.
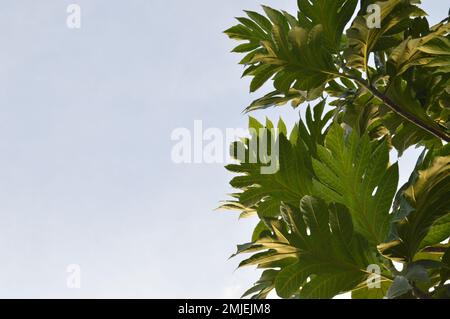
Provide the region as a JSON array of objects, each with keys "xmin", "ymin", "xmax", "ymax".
[{"xmin": 0, "ymin": 0, "xmax": 446, "ymax": 298}]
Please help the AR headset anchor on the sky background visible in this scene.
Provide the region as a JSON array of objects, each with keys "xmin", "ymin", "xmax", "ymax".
[{"xmin": 0, "ymin": 0, "xmax": 446, "ymax": 298}]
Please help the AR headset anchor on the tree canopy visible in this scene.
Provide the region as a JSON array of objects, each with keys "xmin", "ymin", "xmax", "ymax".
[{"xmin": 221, "ymin": 0, "xmax": 450, "ymax": 299}]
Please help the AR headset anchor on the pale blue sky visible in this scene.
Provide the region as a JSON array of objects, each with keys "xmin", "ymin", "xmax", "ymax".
[{"xmin": 0, "ymin": 0, "xmax": 446, "ymax": 298}]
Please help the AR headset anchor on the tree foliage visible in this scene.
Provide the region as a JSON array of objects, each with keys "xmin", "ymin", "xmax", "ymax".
[{"xmin": 222, "ymin": 0, "xmax": 450, "ymax": 299}]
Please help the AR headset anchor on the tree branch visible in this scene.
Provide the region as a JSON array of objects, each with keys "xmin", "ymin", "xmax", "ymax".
[{"xmin": 350, "ymin": 77, "xmax": 450, "ymax": 142}]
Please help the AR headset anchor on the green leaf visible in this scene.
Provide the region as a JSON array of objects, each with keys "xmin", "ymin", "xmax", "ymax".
[
  {"xmin": 383, "ymin": 78, "xmax": 447, "ymax": 153},
  {"xmin": 225, "ymin": 5, "xmax": 342, "ymax": 110},
  {"xmin": 244, "ymin": 10, "xmax": 273, "ymax": 33},
  {"xmin": 275, "ymin": 261, "xmax": 311, "ymax": 298},
  {"xmin": 312, "ymin": 124, "xmax": 399, "ymax": 244},
  {"xmin": 300, "ymin": 270, "xmax": 365, "ymax": 299},
  {"xmin": 250, "ymin": 65, "xmax": 279, "ymax": 92},
  {"xmin": 352, "ymin": 280, "xmax": 391, "ymax": 299},
  {"xmin": 262, "ymin": 6, "xmax": 289, "ymax": 33},
  {"xmin": 232, "ymin": 42, "xmax": 260, "ymax": 53},
  {"xmin": 420, "ymin": 213, "xmax": 450, "ymax": 249},
  {"xmin": 244, "ymin": 89, "xmax": 306, "ymax": 112},
  {"xmin": 242, "ymin": 269, "xmax": 279, "ymax": 299},
  {"xmin": 297, "ymin": 0, "xmax": 358, "ymax": 52},
  {"xmin": 345, "ymin": 0, "xmax": 425, "ymax": 74},
  {"xmin": 223, "ymin": 104, "xmax": 332, "ymax": 219},
  {"xmin": 380, "ymin": 149, "xmax": 450, "ymax": 262},
  {"xmin": 272, "ymin": 197, "xmax": 373, "ymax": 298},
  {"xmin": 388, "ymin": 23, "xmax": 450, "ymax": 75},
  {"xmin": 441, "ymin": 248, "xmax": 450, "ymax": 284},
  {"xmin": 386, "ymin": 276, "xmax": 413, "ymax": 299}
]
